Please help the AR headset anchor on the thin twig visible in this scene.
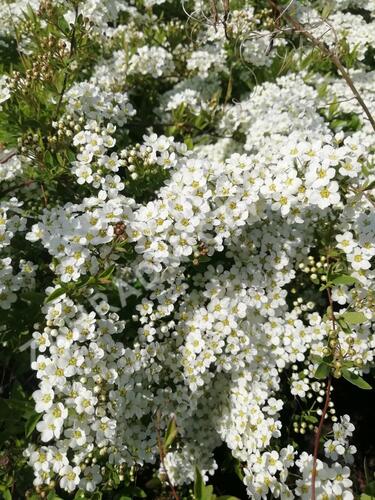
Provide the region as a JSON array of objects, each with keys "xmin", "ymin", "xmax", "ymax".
[
  {"xmin": 210, "ymin": 0, "xmax": 219, "ymax": 29},
  {"xmin": 40, "ymin": 183, "xmax": 48, "ymax": 207},
  {"xmin": 311, "ymin": 376, "xmax": 331, "ymax": 500},
  {"xmin": 311, "ymin": 269, "xmax": 336, "ymax": 500},
  {"xmin": 0, "ymin": 151, "xmax": 17, "ymax": 164},
  {"xmin": 53, "ymin": 5, "xmax": 78, "ymax": 121},
  {"xmin": 268, "ymin": 0, "xmax": 375, "ymax": 133}
]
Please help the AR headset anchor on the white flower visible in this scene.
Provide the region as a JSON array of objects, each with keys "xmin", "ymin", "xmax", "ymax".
[
  {"xmin": 59, "ymin": 465, "xmax": 81, "ymax": 492},
  {"xmin": 308, "ymin": 181, "xmax": 341, "ymax": 209}
]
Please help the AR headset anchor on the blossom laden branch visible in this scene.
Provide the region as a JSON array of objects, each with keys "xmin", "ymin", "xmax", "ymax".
[{"xmin": 268, "ymin": 0, "xmax": 375, "ymax": 133}]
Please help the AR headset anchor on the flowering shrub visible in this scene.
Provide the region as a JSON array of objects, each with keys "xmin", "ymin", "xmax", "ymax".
[{"xmin": 0, "ymin": 0, "xmax": 374, "ymax": 499}]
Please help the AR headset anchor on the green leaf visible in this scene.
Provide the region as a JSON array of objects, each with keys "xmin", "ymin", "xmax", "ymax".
[
  {"xmin": 330, "ymin": 274, "xmax": 359, "ymax": 286},
  {"xmin": 25, "ymin": 411, "xmax": 42, "ymax": 438},
  {"xmin": 304, "ymin": 415, "xmax": 318, "ymax": 424},
  {"xmin": 98, "ymin": 264, "xmax": 116, "ymax": 280},
  {"xmin": 47, "ymin": 492, "xmax": 64, "ymax": 500},
  {"xmin": 217, "ymin": 497, "xmax": 241, "ymax": 500},
  {"xmin": 73, "ymin": 491, "xmax": 88, "ymax": 500},
  {"xmin": 164, "ymin": 417, "xmax": 177, "ymax": 450},
  {"xmin": 194, "ymin": 468, "xmax": 214, "ymax": 500},
  {"xmin": 321, "ymin": 4, "xmax": 332, "ymax": 18},
  {"xmin": 365, "ymin": 481, "xmax": 375, "ymax": 496},
  {"xmin": 360, "ymin": 495, "xmax": 375, "ymax": 500},
  {"xmin": 233, "ymin": 459, "xmax": 244, "ymax": 481},
  {"xmin": 314, "ymin": 362, "xmax": 330, "ymax": 379},
  {"xmin": 363, "ymin": 180, "xmax": 375, "ymax": 192},
  {"xmin": 194, "ymin": 467, "xmax": 206, "ymax": 500},
  {"xmin": 117, "ymin": 486, "xmax": 146, "ymax": 498},
  {"xmin": 1, "ymin": 489, "xmax": 12, "ymax": 500},
  {"xmin": 145, "ymin": 477, "xmax": 162, "ymax": 490},
  {"xmin": 341, "ymin": 311, "xmax": 367, "ymax": 324},
  {"xmin": 45, "ymin": 287, "xmax": 66, "ymax": 303},
  {"xmin": 337, "ymin": 317, "xmax": 351, "ymax": 334},
  {"xmin": 91, "ymin": 493, "xmax": 102, "ymax": 500},
  {"xmin": 342, "ymin": 369, "xmax": 372, "ymax": 390}
]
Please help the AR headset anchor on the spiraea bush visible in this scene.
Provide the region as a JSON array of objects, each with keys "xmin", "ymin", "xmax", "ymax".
[{"xmin": 0, "ymin": 0, "xmax": 374, "ymax": 499}]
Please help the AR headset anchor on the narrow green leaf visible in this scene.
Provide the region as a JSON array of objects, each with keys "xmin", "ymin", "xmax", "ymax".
[
  {"xmin": 342, "ymin": 369, "xmax": 372, "ymax": 390},
  {"xmin": 314, "ymin": 362, "xmax": 330, "ymax": 380},
  {"xmin": 164, "ymin": 417, "xmax": 177, "ymax": 450},
  {"xmin": 45, "ymin": 287, "xmax": 66, "ymax": 303},
  {"xmin": 363, "ymin": 180, "xmax": 375, "ymax": 192},
  {"xmin": 194, "ymin": 467, "xmax": 205, "ymax": 500},
  {"xmin": 194, "ymin": 468, "xmax": 215, "ymax": 500},
  {"xmin": 205, "ymin": 485, "xmax": 214, "ymax": 500},
  {"xmin": 25, "ymin": 411, "xmax": 42, "ymax": 438},
  {"xmin": 98, "ymin": 264, "xmax": 116, "ymax": 280}
]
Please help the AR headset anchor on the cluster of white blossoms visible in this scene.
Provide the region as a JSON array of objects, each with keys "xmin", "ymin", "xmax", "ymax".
[
  {"xmin": 70, "ymin": 121, "xmax": 126, "ymax": 195},
  {"xmin": 324, "ymin": 415, "xmax": 357, "ymax": 464},
  {"xmin": 24, "ymin": 113, "xmax": 374, "ymax": 494},
  {"xmin": 298, "ymin": 5, "xmax": 375, "ymax": 61},
  {"xmin": 128, "ymin": 46, "xmax": 175, "ymax": 78},
  {"xmin": 0, "ymin": 75, "xmax": 11, "ymax": 108},
  {"xmin": 0, "ymin": 199, "xmax": 36, "ymax": 309},
  {"xmin": 64, "ymin": 82, "xmax": 135, "ymax": 127},
  {"xmin": 243, "ymin": 447, "xmax": 355, "ymax": 499},
  {"xmin": 0, "ymin": 0, "xmax": 374, "ymax": 497},
  {"xmin": 0, "ymin": 151, "xmax": 23, "ymax": 182}
]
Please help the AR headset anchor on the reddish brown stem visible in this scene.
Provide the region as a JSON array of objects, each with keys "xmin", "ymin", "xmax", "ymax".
[
  {"xmin": 311, "ymin": 376, "xmax": 331, "ymax": 500},
  {"xmin": 312, "ymin": 282, "xmax": 336, "ymax": 500},
  {"xmin": 0, "ymin": 152, "xmax": 17, "ymax": 164}
]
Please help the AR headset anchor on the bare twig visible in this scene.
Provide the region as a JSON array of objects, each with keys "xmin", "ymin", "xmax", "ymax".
[
  {"xmin": 222, "ymin": 0, "xmax": 230, "ymax": 40},
  {"xmin": 311, "ymin": 267, "xmax": 336, "ymax": 500},
  {"xmin": 311, "ymin": 375, "xmax": 331, "ymax": 500},
  {"xmin": 210, "ymin": 0, "xmax": 219, "ymax": 29},
  {"xmin": 0, "ymin": 151, "xmax": 17, "ymax": 164},
  {"xmin": 268, "ymin": 0, "xmax": 375, "ymax": 133}
]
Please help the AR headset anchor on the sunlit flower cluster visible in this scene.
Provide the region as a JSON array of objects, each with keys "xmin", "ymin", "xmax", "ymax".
[{"xmin": 0, "ymin": 0, "xmax": 374, "ymax": 497}]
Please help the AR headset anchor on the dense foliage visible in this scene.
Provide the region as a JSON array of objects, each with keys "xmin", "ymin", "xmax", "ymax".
[{"xmin": 0, "ymin": 0, "xmax": 374, "ymax": 499}]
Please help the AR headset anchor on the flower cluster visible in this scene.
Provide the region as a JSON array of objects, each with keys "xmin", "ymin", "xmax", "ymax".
[{"xmin": 0, "ymin": 0, "xmax": 374, "ymax": 498}]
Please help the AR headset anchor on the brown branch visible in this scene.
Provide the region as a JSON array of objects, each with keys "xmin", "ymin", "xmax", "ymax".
[
  {"xmin": 0, "ymin": 151, "xmax": 17, "ymax": 164},
  {"xmin": 311, "ymin": 271, "xmax": 336, "ymax": 500},
  {"xmin": 222, "ymin": 0, "xmax": 230, "ymax": 40},
  {"xmin": 268, "ymin": 0, "xmax": 375, "ymax": 133},
  {"xmin": 311, "ymin": 375, "xmax": 331, "ymax": 500},
  {"xmin": 210, "ymin": 0, "xmax": 219, "ymax": 29}
]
